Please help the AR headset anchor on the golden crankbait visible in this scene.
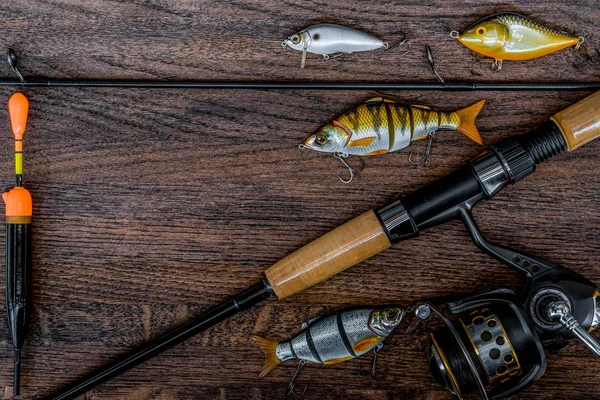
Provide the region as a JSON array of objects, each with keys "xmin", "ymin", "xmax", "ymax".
[
  {"xmin": 452, "ymin": 12, "xmax": 591, "ymax": 70},
  {"xmin": 301, "ymin": 97, "xmax": 485, "ymax": 182},
  {"xmin": 254, "ymin": 307, "xmax": 405, "ymax": 396}
]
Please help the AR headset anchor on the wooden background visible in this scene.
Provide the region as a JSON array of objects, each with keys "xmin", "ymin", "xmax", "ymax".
[{"xmin": 0, "ymin": 1, "xmax": 598, "ymax": 399}]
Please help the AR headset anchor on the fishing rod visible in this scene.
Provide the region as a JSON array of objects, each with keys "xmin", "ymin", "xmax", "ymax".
[
  {"xmin": 4, "ymin": 48, "xmax": 600, "ymax": 91},
  {"xmin": 48, "ymin": 91, "xmax": 600, "ymax": 400}
]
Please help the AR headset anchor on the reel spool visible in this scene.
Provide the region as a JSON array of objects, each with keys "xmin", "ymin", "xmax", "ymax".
[{"xmin": 418, "ymin": 290, "xmax": 546, "ymax": 400}]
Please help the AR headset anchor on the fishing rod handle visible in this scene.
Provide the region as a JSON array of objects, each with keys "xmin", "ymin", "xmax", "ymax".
[
  {"xmin": 551, "ymin": 91, "xmax": 600, "ymax": 151},
  {"xmin": 264, "ymin": 211, "xmax": 391, "ymax": 299}
]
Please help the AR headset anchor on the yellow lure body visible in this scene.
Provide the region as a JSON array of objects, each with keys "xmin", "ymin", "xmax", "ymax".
[{"xmin": 456, "ymin": 13, "xmax": 582, "ymax": 62}]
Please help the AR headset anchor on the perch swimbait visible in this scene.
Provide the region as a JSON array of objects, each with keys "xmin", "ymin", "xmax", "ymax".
[
  {"xmin": 281, "ymin": 24, "xmax": 406, "ymax": 68},
  {"xmin": 254, "ymin": 307, "xmax": 405, "ymax": 395},
  {"xmin": 452, "ymin": 13, "xmax": 591, "ymax": 70},
  {"xmin": 301, "ymin": 97, "xmax": 485, "ymax": 182},
  {"xmin": 48, "ymin": 92, "xmax": 600, "ymax": 400}
]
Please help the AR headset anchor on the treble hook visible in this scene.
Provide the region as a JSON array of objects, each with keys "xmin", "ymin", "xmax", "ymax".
[
  {"xmin": 318, "ymin": 53, "xmax": 346, "ymax": 69},
  {"xmin": 470, "ymin": 57, "xmax": 502, "ymax": 74},
  {"xmin": 491, "ymin": 59, "xmax": 503, "ymax": 71},
  {"xmin": 286, "ymin": 360, "xmax": 308, "ymax": 398},
  {"xmin": 358, "ymin": 343, "xmax": 387, "ymax": 380},
  {"xmin": 408, "ymin": 131, "xmax": 437, "ymax": 166},
  {"xmin": 333, "ymin": 153, "xmax": 365, "ymax": 183},
  {"xmin": 573, "ymin": 37, "xmax": 595, "ymax": 72},
  {"xmin": 385, "ymin": 31, "xmax": 411, "ymax": 56},
  {"xmin": 7, "ymin": 49, "xmax": 25, "ymax": 83},
  {"xmin": 575, "ymin": 37, "xmax": 594, "ymax": 62},
  {"xmin": 425, "ymin": 44, "xmax": 444, "ymax": 83},
  {"xmin": 464, "ymin": 47, "xmax": 503, "ymax": 74}
]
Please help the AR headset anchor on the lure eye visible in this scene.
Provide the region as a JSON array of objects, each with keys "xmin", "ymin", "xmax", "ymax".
[
  {"xmin": 476, "ymin": 27, "xmax": 487, "ymax": 37},
  {"xmin": 315, "ymin": 132, "xmax": 328, "ymax": 145},
  {"xmin": 387, "ymin": 309, "xmax": 399, "ymax": 321},
  {"xmin": 291, "ymin": 35, "xmax": 301, "ymax": 44}
]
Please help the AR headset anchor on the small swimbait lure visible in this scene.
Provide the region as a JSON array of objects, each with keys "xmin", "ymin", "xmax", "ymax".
[
  {"xmin": 281, "ymin": 24, "xmax": 406, "ymax": 68},
  {"xmin": 254, "ymin": 307, "xmax": 405, "ymax": 395},
  {"xmin": 452, "ymin": 13, "xmax": 590, "ymax": 70},
  {"xmin": 301, "ymin": 97, "xmax": 485, "ymax": 182}
]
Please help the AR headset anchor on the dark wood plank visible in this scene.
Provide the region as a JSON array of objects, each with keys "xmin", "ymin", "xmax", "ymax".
[{"xmin": 0, "ymin": 0, "xmax": 597, "ymax": 399}]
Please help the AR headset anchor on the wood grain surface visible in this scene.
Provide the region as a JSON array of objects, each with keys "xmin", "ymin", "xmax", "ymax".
[{"xmin": 0, "ymin": 1, "xmax": 598, "ymax": 399}]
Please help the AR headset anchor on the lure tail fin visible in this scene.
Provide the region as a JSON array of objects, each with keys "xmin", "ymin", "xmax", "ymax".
[
  {"xmin": 253, "ymin": 336, "xmax": 281, "ymax": 377},
  {"xmin": 455, "ymin": 99, "xmax": 485, "ymax": 145}
]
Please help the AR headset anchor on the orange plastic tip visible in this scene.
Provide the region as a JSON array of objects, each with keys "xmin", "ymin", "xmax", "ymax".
[
  {"xmin": 2, "ymin": 187, "xmax": 32, "ymax": 217},
  {"xmin": 8, "ymin": 93, "xmax": 29, "ymax": 140}
]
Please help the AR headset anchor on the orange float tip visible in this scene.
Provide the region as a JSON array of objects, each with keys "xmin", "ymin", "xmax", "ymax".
[
  {"xmin": 2, "ymin": 187, "xmax": 32, "ymax": 217},
  {"xmin": 8, "ymin": 93, "xmax": 29, "ymax": 140}
]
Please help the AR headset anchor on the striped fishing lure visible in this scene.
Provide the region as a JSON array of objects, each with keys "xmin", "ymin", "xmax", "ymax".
[
  {"xmin": 254, "ymin": 307, "xmax": 405, "ymax": 378},
  {"xmin": 302, "ymin": 97, "xmax": 485, "ymax": 176}
]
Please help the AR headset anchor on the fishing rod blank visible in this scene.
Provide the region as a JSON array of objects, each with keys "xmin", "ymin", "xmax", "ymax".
[
  {"xmin": 4, "ymin": 49, "xmax": 599, "ymax": 91},
  {"xmin": 0, "ymin": 80, "xmax": 599, "ymax": 91}
]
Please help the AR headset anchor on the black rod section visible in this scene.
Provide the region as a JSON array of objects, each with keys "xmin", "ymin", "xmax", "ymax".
[
  {"xmin": 0, "ymin": 79, "xmax": 597, "ymax": 91},
  {"xmin": 6, "ymin": 222, "xmax": 31, "ymax": 396},
  {"xmin": 48, "ymin": 280, "xmax": 273, "ymax": 400}
]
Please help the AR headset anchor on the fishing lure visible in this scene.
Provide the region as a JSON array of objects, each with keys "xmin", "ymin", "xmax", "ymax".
[
  {"xmin": 281, "ymin": 24, "xmax": 408, "ymax": 68},
  {"xmin": 452, "ymin": 13, "xmax": 591, "ymax": 70},
  {"xmin": 300, "ymin": 97, "xmax": 485, "ymax": 182},
  {"xmin": 254, "ymin": 307, "xmax": 405, "ymax": 396}
]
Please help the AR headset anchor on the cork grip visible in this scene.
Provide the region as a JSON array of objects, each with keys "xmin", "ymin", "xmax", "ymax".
[
  {"xmin": 551, "ymin": 91, "xmax": 600, "ymax": 151},
  {"xmin": 264, "ymin": 210, "xmax": 391, "ymax": 299}
]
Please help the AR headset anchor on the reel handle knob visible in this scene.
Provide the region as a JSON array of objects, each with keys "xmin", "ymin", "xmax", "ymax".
[{"xmin": 547, "ymin": 301, "xmax": 600, "ymax": 359}]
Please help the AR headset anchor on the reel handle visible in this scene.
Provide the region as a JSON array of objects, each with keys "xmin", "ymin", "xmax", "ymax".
[{"xmin": 547, "ymin": 301, "xmax": 600, "ymax": 358}]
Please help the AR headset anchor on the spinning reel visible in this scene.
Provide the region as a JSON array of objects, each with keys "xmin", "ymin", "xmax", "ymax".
[{"xmin": 414, "ymin": 211, "xmax": 599, "ymax": 399}]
